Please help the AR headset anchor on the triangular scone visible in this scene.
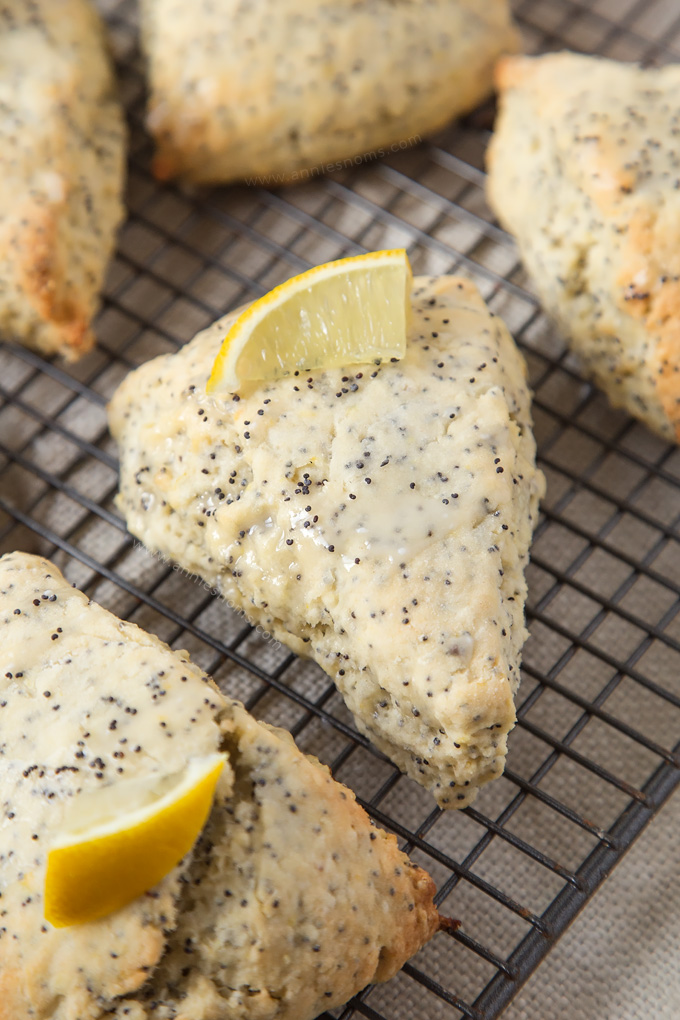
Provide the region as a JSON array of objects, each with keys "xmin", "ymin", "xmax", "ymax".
[
  {"xmin": 0, "ymin": 552, "xmax": 439, "ymax": 1020},
  {"xmin": 109, "ymin": 276, "xmax": 544, "ymax": 808},
  {"xmin": 487, "ymin": 52, "xmax": 680, "ymax": 442},
  {"xmin": 140, "ymin": 0, "xmax": 519, "ymax": 184},
  {"xmin": 0, "ymin": 0, "xmax": 125, "ymax": 359}
]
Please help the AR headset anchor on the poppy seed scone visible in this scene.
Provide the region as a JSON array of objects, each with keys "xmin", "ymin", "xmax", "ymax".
[
  {"xmin": 487, "ymin": 52, "xmax": 680, "ymax": 442},
  {"xmin": 109, "ymin": 276, "xmax": 545, "ymax": 808},
  {"xmin": 140, "ymin": 0, "xmax": 519, "ymax": 185},
  {"xmin": 0, "ymin": 552, "xmax": 439, "ymax": 1020},
  {"xmin": 0, "ymin": 0, "xmax": 126, "ymax": 360}
]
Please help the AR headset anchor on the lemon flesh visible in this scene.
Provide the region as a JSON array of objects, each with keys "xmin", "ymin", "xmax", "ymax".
[
  {"xmin": 44, "ymin": 753, "xmax": 226, "ymax": 928},
  {"xmin": 207, "ymin": 249, "xmax": 412, "ymax": 393}
]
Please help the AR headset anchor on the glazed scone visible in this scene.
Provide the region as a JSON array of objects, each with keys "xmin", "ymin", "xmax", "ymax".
[
  {"xmin": 140, "ymin": 0, "xmax": 519, "ymax": 184},
  {"xmin": 487, "ymin": 52, "xmax": 680, "ymax": 441},
  {"xmin": 0, "ymin": 552, "xmax": 439, "ymax": 1020},
  {"xmin": 0, "ymin": 0, "xmax": 126, "ymax": 359},
  {"xmin": 109, "ymin": 276, "xmax": 545, "ymax": 808}
]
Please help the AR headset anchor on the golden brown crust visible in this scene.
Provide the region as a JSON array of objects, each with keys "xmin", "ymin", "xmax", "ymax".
[
  {"xmin": 150, "ymin": 99, "xmax": 493, "ymax": 188},
  {"xmin": 0, "ymin": 0, "xmax": 125, "ymax": 360},
  {"xmin": 149, "ymin": 116, "xmax": 208, "ymax": 183},
  {"xmin": 493, "ymin": 53, "xmax": 535, "ymax": 92},
  {"xmin": 644, "ymin": 289, "xmax": 680, "ymax": 441},
  {"xmin": 373, "ymin": 865, "xmax": 440, "ymax": 982},
  {"xmin": 488, "ymin": 52, "xmax": 680, "ymax": 441},
  {"xmin": 12, "ymin": 202, "xmax": 94, "ymax": 358},
  {"xmin": 141, "ymin": 0, "xmax": 519, "ymax": 185},
  {"xmin": 613, "ymin": 201, "xmax": 680, "ymax": 439}
]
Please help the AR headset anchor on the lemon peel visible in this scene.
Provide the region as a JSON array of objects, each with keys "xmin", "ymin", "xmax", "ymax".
[
  {"xmin": 44, "ymin": 752, "xmax": 226, "ymax": 927},
  {"xmin": 207, "ymin": 249, "xmax": 412, "ymax": 392}
]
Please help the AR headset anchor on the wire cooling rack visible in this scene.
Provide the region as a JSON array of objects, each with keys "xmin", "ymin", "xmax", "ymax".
[{"xmin": 1, "ymin": 1, "xmax": 680, "ymax": 1017}]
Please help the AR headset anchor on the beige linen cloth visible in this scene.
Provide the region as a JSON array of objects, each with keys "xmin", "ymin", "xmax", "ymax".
[{"xmin": 506, "ymin": 791, "xmax": 680, "ymax": 1020}]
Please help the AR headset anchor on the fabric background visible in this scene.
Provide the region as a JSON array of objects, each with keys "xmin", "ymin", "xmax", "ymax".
[{"xmin": 506, "ymin": 791, "xmax": 680, "ymax": 1020}]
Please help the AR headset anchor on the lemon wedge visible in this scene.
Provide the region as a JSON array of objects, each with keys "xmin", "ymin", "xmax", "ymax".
[
  {"xmin": 207, "ymin": 249, "xmax": 412, "ymax": 393},
  {"xmin": 44, "ymin": 753, "xmax": 226, "ymax": 928}
]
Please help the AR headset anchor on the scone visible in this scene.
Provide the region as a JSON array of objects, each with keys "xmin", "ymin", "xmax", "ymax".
[
  {"xmin": 487, "ymin": 52, "xmax": 680, "ymax": 442},
  {"xmin": 140, "ymin": 0, "xmax": 519, "ymax": 184},
  {"xmin": 0, "ymin": 552, "xmax": 440, "ymax": 1020},
  {"xmin": 109, "ymin": 275, "xmax": 545, "ymax": 808},
  {"xmin": 0, "ymin": 0, "xmax": 126, "ymax": 359}
]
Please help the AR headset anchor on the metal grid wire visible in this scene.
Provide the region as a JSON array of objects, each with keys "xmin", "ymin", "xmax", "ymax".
[{"xmin": 1, "ymin": 0, "xmax": 680, "ymax": 1017}]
